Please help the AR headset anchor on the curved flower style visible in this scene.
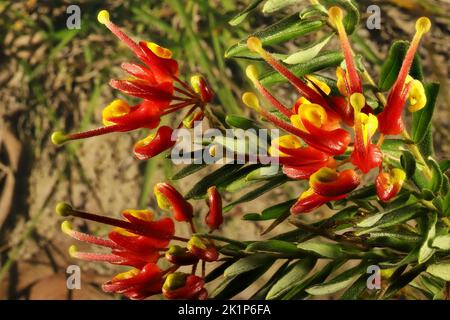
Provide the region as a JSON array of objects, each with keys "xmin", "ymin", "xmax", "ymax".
[
  {"xmin": 377, "ymin": 18, "xmax": 430, "ymax": 135},
  {"xmin": 51, "ymin": 10, "xmax": 214, "ymax": 160},
  {"xmin": 241, "ymin": 6, "xmax": 432, "ymax": 213},
  {"xmin": 57, "ymin": 182, "xmax": 223, "ymax": 300}
]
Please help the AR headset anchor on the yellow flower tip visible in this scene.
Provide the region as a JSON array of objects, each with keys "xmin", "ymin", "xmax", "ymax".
[
  {"xmin": 245, "ymin": 65, "xmax": 259, "ymax": 84},
  {"xmin": 147, "ymin": 42, "xmax": 172, "ymax": 59},
  {"xmin": 407, "ymin": 80, "xmax": 427, "ymax": 112},
  {"xmin": 163, "ymin": 272, "xmax": 187, "ymax": 291},
  {"xmin": 328, "ymin": 6, "xmax": 343, "ymax": 25},
  {"xmin": 242, "ymin": 92, "xmax": 261, "ymax": 111},
  {"xmin": 97, "ymin": 10, "xmax": 110, "ymax": 25},
  {"xmin": 51, "ymin": 131, "xmax": 69, "ymax": 146},
  {"xmin": 311, "ymin": 167, "xmax": 338, "ymax": 183},
  {"xmin": 61, "ymin": 221, "xmax": 73, "ymax": 235},
  {"xmin": 350, "ymin": 92, "xmax": 366, "ymax": 112},
  {"xmin": 102, "ymin": 99, "xmax": 130, "ymax": 126},
  {"xmin": 187, "ymin": 236, "xmax": 207, "ymax": 250},
  {"xmin": 209, "ymin": 145, "xmax": 217, "ymax": 157},
  {"xmin": 247, "ymin": 37, "xmax": 262, "ymax": 53},
  {"xmin": 392, "ymin": 168, "xmax": 406, "ymax": 185},
  {"xmin": 154, "ymin": 185, "xmax": 172, "ymax": 210},
  {"xmin": 55, "ymin": 202, "xmax": 73, "ymax": 217},
  {"xmin": 68, "ymin": 245, "xmax": 78, "ymax": 258},
  {"xmin": 415, "ymin": 17, "xmax": 431, "ymax": 35}
]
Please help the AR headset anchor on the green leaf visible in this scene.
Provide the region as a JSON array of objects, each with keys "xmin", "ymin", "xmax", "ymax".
[
  {"xmin": 226, "ymin": 15, "xmax": 324, "ymax": 58},
  {"xmin": 224, "ymin": 253, "xmax": 275, "ymax": 278},
  {"xmin": 347, "ymin": 185, "xmax": 376, "ymax": 200},
  {"xmin": 185, "ymin": 164, "xmax": 243, "ymax": 199},
  {"xmin": 432, "ymin": 235, "xmax": 450, "ymax": 251},
  {"xmin": 282, "ymin": 260, "xmax": 341, "ymax": 299},
  {"xmin": 427, "ymin": 157, "xmax": 444, "ymax": 193},
  {"xmin": 400, "ymin": 150, "xmax": 416, "ymax": 179},
  {"xmin": 366, "ymin": 230, "xmax": 421, "ymax": 251},
  {"xmin": 171, "ymin": 163, "xmax": 207, "ymax": 180},
  {"xmin": 328, "ymin": 206, "xmax": 359, "ymax": 222},
  {"xmin": 306, "ymin": 262, "xmax": 368, "ymax": 296},
  {"xmin": 262, "ymin": 0, "xmax": 298, "ymax": 13},
  {"xmin": 260, "ymin": 51, "xmax": 344, "ymax": 86},
  {"xmin": 228, "ymin": 0, "xmax": 264, "ymax": 26},
  {"xmin": 439, "ymin": 160, "xmax": 450, "ymax": 173},
  {"xmin": 245, "ymin": 240, "xmax": 302, "ymax": 256},
  {"xmin": 267, "ymin": 258, "xmax": 317, "ymax": 299},
  {"xmin": 226, "ymin": 114, "xmax": 263, "ymax": 131},
  {"xmin": 339, "ymin": 274, "xmax": 369, "ymax": 300},
  {"xmin": 412, "ymin": 83, "xmax": 440, "ymax": 144},
  {"xmin": 426, "ymin": 264, "xmax": 450, "ymax": 281},
  {"xmin": 418, "ymin": 211, "xmax": 438, "ymax": 264},
  {"xmin": 250, "ymin": 261, "xmax": 291, "ymax": 299},
  {"xmin": 205, "ymin": 259, "xmax": 237, "ymax": 283},
  {"xmin": 210, "ymin": 263, "xmax": 273, "ymax": 299},
  {"xmin": 355, "ymin": 204, "xmax": 421, "ymax": 235},
  {"xmin": 383, "ymin": 264, "xmax": 426, "ymax": 299},
  {"xmin": 223, "ymin": 175, "xmax": 289, "ymax": 212},
  {"xmin": 246, "ymin": 166, "xmax": 283, "ymax": 181},
  {"xmin": 378, "ymin": 40, "xmax": 424, "ymax": 91},
  {"xmin": 243, "ymin": 199, "xmax": 296, "ymax": 221},
  {"xmin": 283, "ymin": 33, "xmax": 334, "ymax": 65}
]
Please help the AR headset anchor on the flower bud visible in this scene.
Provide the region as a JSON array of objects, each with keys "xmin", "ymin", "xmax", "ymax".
[
  {"xmin": 187, "ymin": 236, "xmax": 219, "ymax": 262},
  {"xmin": 134, "ymin": 126, "xmax": 176, "ymax": 160},
  {"xmin": 165, "ymin": 245, "xmax": 199, "ymax": 265},
  {"xmin": 191, "ymin": 75, "xmax": 214, "ymax": 103},
  {"xmin": 205, "ymin": 186, "xmax": 223, "ymax": 231},
  {"xmin": 154, "ymin": 183, "xmax": 193, "ymax": 222}
]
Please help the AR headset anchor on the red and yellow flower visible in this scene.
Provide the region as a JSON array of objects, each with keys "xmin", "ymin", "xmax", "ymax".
[
  {"xmin": 51, "ymin": 10, "xmax": 214, "ymax": 160},
  {"xmin": 58, "ymin": 182, "xmax": 223, "ymax": 300}
]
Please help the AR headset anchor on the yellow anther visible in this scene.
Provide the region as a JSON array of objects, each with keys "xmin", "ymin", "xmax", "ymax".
[
  {"xmin": 350, "ymin": 93, "xmax": 366, "ymax": 113},
  {"xmin": 306, "ymin": 75, "xmax": 331, "ymax": 95},
  {"xmin": 247, "ymin": 37, "xmax": 263, "ymax": 53},
  {"xmin": 407, "ymin": 79, "xmax": 427, "ymax": 112},
  {"xmin": 360, "ymin": 113, "xmax": 378, "ymax": 146},
  {"xmin": 102, "ymin": 99, "xmax": 130, "ymax": 126},
  {"xmin": 147, "ymin": 42, "xmax": 172, "ymax": 59},
  {"xmin": 246, "ymin": 65, "xmax": 259, "ymax": 84},
  {"xmin": 113, "ymin": 269, "xmax": 140, "ymax": 281},
  {"xmin": 125, "ymin": 209, "xmax": 154, "ymax": 222},
  {"xmin": 242, "ymin": 92, "xmax": 261, "ymax": 111},
  {"xmin": 97, "ymin": 10, "xmax": 110, "ymax": 25},
  {"xmin": 299, "ymin": 188, "xmax": 315, "ymax": 200},
  {"xmin": 391, "ymin": 168, "xmax": 406, "ymax": 185},
  {"xmin": 310, "ymin": 167, "xmax": 338, "ymax": 184},
  {"xmin": 415, "ymin": 17, "xmax": 431, "ymax": 35}
]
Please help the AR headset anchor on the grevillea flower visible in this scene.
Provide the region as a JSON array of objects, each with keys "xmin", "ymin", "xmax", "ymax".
[
  {"xmin": 154, "ymin": 182, "xmax": 193, "ymax": 222},
  {"xmin": 205, "ymin": 186, "xmax": 224, "ymax": 231},
  {"xmin": 291, "ymin": 188, "xmax": 347, "ymax": 215},
  {"xmin": 51, "ymin": 10, "xmax": 214, "ymax": 160},
  {"xmin": 291, "ymin": 167, "xmax": 359, "ymax": 214},
  {"xmin": 309, "ymin": 167, "xmax": 360, "ymax": 197},
  {"xmin": 268, "ymin": 135, "xmax": 335, "ymax": 180},
  {"xmin": 162, "ymin": 273, "xmax": 208, "ymax": 300},
  {"xmin": 377, "ymin": 17, "xmax": 430, "ymax": 135},
  {"xmin": 57, "ymin": 181, "xmax": 221, "ymax": 300},
  {"xmin": 349, "ymin": 93, "xmax": 382, "ymax": 173},
  {"xmin": 376, "ymin": 168, "xmax": 406, "ymax": 202}
]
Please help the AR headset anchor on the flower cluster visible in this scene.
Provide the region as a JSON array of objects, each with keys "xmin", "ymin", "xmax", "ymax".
[
  {"xmin": 57, "ymin": 183, "xmax": 223, "ymax": 300},
  {"xmin": 51, "ymin": 10, "xmax": 213, "ymax": 160},
  {"xmin": 242, "ymin": 7, "xmax": 430, "ymax": 214}
]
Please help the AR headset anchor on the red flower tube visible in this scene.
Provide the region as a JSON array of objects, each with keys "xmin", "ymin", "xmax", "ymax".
[
  {"xmin": 205, "ymin": 186, "xmax": 224, "ymax": 231},
  {"xmin": 309, "ymin": 167, "xmax": 360, "ymax": 197},
  {"xmin": 134, "ymin": 125, "xmax": 176, "ymax": 160},
  {"xmin": 376, "ymin": 168, "xmax": 406, "ymax": 202},
  {"xmin": 154, "ymin": 183, "xmax": 194, "ymax": 222}
]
